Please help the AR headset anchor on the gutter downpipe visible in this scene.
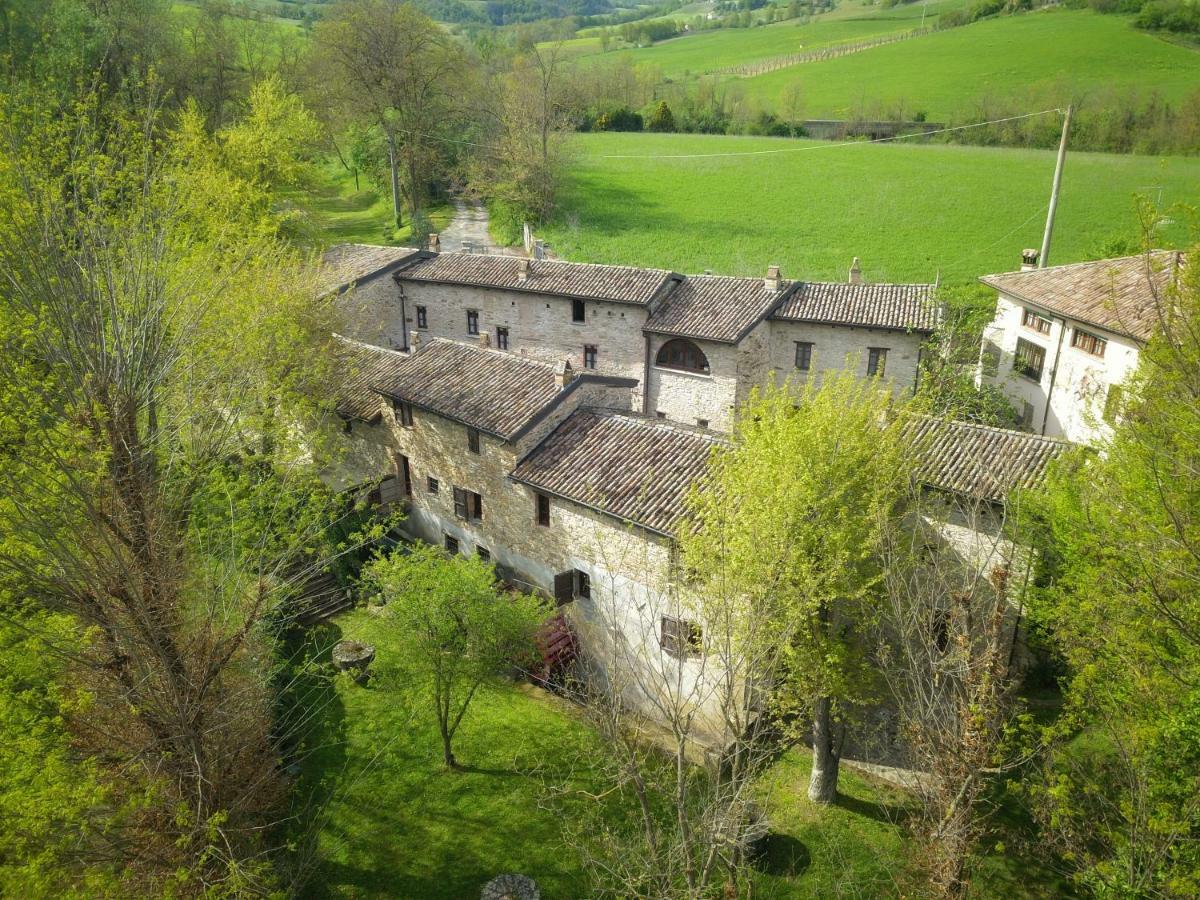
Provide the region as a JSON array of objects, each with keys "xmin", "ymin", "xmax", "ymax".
[
  {"xmin": 642, "ymin": 332, "xmax": 652, "ymax": 415},
  {"xmin": 393, "ymin": 274, "xmax": 409, "ymax": 351},
  {"xmin": 1039, "ymin": 315, "xmax": 1068, "ymax": 436}
]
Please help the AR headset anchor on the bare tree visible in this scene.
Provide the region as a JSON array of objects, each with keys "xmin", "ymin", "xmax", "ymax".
[{"xmin": 875, "ymin": 481, "xmax": 1035, "ymax": 897}]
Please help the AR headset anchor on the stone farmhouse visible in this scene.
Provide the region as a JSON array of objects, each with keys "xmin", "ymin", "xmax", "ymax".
[
  {"xmin": 322, "ymin": 244, "xmax": 1067, "ymax": 742},
  {"xmin": 977, "ymin": 249, "xmax": 1187, "ymax": 444}
]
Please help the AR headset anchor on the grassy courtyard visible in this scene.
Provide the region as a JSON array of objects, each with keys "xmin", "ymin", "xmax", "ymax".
[
  {"xmin": 541, "ymin": 131, "xmax": 1200, "ymax": 285},
  {"xmin": 293, "ymin": 608, "xmax": 1063, "ymax": 898}
]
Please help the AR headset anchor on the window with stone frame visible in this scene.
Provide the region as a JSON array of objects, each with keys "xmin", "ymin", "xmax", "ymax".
[
  {"xmin": 416, "ymin": 305, "xmax": 427, "ymax": 328},
  {"xmin": 655, "ymin": 338, "xmax": 710, "ymax": 374},
  {"xmin": 427, "ymin": 476, "xmax": 439, "ymax": 494},
  {"xmin": 467, "ymin": 309, "xmax": 479, "ymax": 335},
  {"xmin": 660, "ymin": 615, "xmax": 702, "ymax": 658},
  {"xmin": 867, "ymin": 347, "xmax": 888, "ymax": 377},
  {"xmin": 583, "ymin": 344, "xmax": 597, "ymax": 369},
  {"xmin": 794, "ymin": 341, "xmax": 813, "ymax": 371},
  {"xmin": 496, "ymin": 326, "xmax": 509, "ymax": 350},
  {"xmin": 1014, "ymin": 337, "xmax": 1046, "ymax": 381}
]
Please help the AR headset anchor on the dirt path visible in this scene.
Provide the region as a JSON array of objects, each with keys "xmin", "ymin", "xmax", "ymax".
[{"xmin": 438, "ymin": 198, "xmax": 497, "ymax": 252}]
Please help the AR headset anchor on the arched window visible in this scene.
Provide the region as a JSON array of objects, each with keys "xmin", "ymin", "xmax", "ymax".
[{"xmin": 655, "ymin": 339, "xmax": 710, "ymax": 374}]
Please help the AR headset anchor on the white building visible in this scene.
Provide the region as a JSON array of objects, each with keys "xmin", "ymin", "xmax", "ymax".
[{"xmin": 977, "ymin": 250, "xmax": 1186, "ymax": 444}]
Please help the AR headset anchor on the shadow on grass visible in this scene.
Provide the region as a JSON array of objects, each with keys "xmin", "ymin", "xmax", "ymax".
[
  {"xmin": 755, "ymin": 832, "xmax": 812, "ymax": 878},
  {"xmin": 834, "ymin": 790, "xmax": 914, "ymax": 828}
]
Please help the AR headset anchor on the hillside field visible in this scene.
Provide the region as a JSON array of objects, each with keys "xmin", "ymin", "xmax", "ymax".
[
  {"xmin": 539, "ymin": 131, "xmax": 1200, "ymax": 284},
  {"xmin": 736, "ymin": 8, "xmax": 1200, "ymax": 119}
]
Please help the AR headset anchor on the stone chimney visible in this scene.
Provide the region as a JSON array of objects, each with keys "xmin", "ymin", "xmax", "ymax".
[
  {"xmin": 848, "ymin": 257, "xmax": 863, "ymax": 285},
  {"xmin": 1021, "ymin": 248, "xmax": 1040, "ymax": 271},
  {"xmin": 764, "ymin": 264, "xmax": 782, "ymax": 292},
  {"xmin": 409, "ymin": 330, "xmax": 421, "ymax": 354},
  {"xmin": 553, "ymin": 358, "xmax": 574, "ymax": 389},
  {"xmin": 428, "ymin": 233, "xmax": 440, "ymax": 253},
  {"xmin": 517, "ymin": 258, "xmax": 531, "ymax": 282},
  {"xmin": 478, "ymin": 331, "xmax": 490, "ymax": 349}
]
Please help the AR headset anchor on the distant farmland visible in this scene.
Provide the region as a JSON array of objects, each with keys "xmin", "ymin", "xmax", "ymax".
[{"xmin": 541, "ymin": 132, "xmax": 1200, "ymax": 284}]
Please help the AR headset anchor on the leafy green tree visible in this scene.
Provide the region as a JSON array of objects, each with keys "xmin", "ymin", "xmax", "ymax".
[
  {"xmin": 220, "ymin": 74, "xmax": 321, "ymax": 189},
  {"xmin": 682, "ymin": 373, "xmax": 912, "ymax": 803},
  {"xmin": 647, "ymin": 99, "xmax": 676, "ymax": 132},
  {"xmin": 1032, "ymin": 247, "xmax": 1200, "ymax": 897},
  {"xmin": 364, "ymin": 544, "xmax": 545, "ymax": 768}
]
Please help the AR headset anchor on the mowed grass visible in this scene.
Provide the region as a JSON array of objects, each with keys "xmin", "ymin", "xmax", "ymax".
[
  {"xmin": 568, "ymin": 0, "xmax": 968, "ymax": 75},
  {"xmin": 541, "ymin": 132, "xmax": 1200, "ymax": 284},
  {"xmin": 295, "ymin": 608, "xmax": 935, "ymax": 898},
  {"xmin": 288, "ymin": 162, "xmax": 452, "ymax": 249},
  {"xmin": 738, "ymin": 8, "xmax": 1200, "ymax": 118}
]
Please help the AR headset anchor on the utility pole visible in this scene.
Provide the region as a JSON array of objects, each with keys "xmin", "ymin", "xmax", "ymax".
[{"xmin": 1039, "ymin": 104, "xmax": 1073, "ymax": 268}]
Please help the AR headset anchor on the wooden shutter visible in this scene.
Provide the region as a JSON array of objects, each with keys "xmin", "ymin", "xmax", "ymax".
[
  {"xmin": 470, "ymin": 491, "xmax": 483, "ymax": 521},
  {"xmin": 453, "ymin": 487, "xmax": 468, "ymax": 520},
  {"xmin": 554, "ymin": 571, "xmax": 574, "ymax": 607}
]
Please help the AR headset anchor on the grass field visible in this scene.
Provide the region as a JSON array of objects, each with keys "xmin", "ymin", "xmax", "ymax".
[
  {"xmin": 565, "ymin": 0, "xmax": 969, "ymax": 75},
  {"xmin": 539, "ymin": 132, "xmax": 1200, "ymax": 284},
  {"xmin": 737, "ymin": 8, "xmax": 1200, "ymax": 119}
]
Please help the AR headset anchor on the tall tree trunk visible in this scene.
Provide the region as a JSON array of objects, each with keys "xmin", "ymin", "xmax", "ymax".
[
  {"xmin": 385, "ymin": 128, "xmax": 402, "ymax": 229},
  {"xmin": 440, "ymin": 720, "xmax": 456, "ymax": 768},
  {"xmin": 808, "ymin": 694, "xmax": 840, "ymax": 803}
]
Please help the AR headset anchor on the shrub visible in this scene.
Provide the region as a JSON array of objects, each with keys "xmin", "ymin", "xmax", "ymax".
[{"xmin": 646, "ymin": 100, "xmax": 676, "ymax": 132}]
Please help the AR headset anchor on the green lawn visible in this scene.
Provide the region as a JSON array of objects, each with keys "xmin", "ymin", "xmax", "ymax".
[
  {"xmin": 293, "ymin": 608, "xmax": 927, "ymax": 898},
  {"xmin": 292, "ymin": 607, "xmax": 1066, "ymax": 897},
  {"xmin": 540, "ymin": 132, "xmax": 1200, "ymax": 285},
  {"xmin": 288, "ymin": 163, "xmax": 452, "ymax": 249},
  {"xmin": 738, "ymin": 8, "xmax": 1200, "ymax": 119}
]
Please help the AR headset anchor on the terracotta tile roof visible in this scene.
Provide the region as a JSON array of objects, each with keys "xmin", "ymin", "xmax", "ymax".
[
  {"xmin": 396, "ymin": 252, "xmax": 678, "ymax": 305},
  {"xmin": 368, "ymin": 338, "xmax": 570, "ymax": 439},
  {"xmin": 905, "ymin": 416, "xmax": 1068, "ymax": 502},
  {"xmin": 979, "ymin": 251, "xmax": 1185, "ymax": 343},
  {"xmin": 644, "ymin": 275, "xmax": 791, "ymax": 343},
  {"xmin": 333, "ymin": 336, "xmax": 412, "ymax": 422},
  {"xmin": 772, "ymin": 282, "xmax": 938, "ymax": 332},
  {"xmin": 319, "ymin": 244, "xmax": 421, "ymax": 296},
  {"xmin": 511, "ymin": 410, "xmax": 720, "ymax": 535}
]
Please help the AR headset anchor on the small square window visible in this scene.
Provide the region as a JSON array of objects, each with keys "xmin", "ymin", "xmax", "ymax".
[
  {"xmin": 467, "ymin": 310, "xmax": 479, "ymax": 335},
  {"xmin": 867, "ymin": 347, "xmax": 888, "ymax": 377},
  {"xmin": 795, "ymin": 341, "xmax": 813, "ymax": 372},
  {"xmin": 536, "ymin": 493, "xmax": 550, "ymax": 527},
  {"xmin": 572, "ymin": 299, "xmax": 585, "ymax": 323},
  {"xmin": 476, "ymin": 546, "xmax": 491, "ymax": 562},
  {"xmin": 660, "ymin": 615, "xmax": 702, "ymax": 658},
  {"xmin": 656, "ymin": 411, "xmax": 666, "ymax": 420},
  {"xmin": 696, "ymin": 418, "xmax": 709, "ymax": 429},
  {"xmin": 416, "ymin": 305, "xmax": 427, "ymax": 329},
  {"xmin": 427, "ymin": 477, "xmax": 439, "ymax": 494},
  {"xmin": 444, "ymin": 534, "xmax": 459, "ymax": 554},
  {"xmin": 583, "ymin": 344, "xmax": 597, "ymax": 370},
  {"xmin": 467, "ymin": 428, "xmax": 481, "ymax": 454},
  {"xmin": 496, "ymin": 326, "xmax": 509, "ymax": 350},
  {"xmin": 393, "ymin": 399, "xmax": 413, "ymax": 427}
]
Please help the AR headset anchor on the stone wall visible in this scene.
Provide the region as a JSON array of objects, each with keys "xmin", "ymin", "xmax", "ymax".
[
  {"xmin": 644, "ymin": 335, "xmax": 739, "ymax": 430},
  {"xmin": 767, "ymin": 320, "xmax": 926, "ymax": 398},
  {"xmin": 333, "ymin": 272, "xmax": 408, "ymax": 350}
]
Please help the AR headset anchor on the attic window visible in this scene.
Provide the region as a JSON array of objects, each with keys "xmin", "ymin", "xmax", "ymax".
[
  {"xmin": 393, "ymin": 399, "xmax": 413, "ymax": 427},
  {"xmin": 655, "ymin": 339, "xmax": 710, "ymax": 374}
]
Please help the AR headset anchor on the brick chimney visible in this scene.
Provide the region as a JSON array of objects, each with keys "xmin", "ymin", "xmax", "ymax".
[
  {"xmin": 764, "ymin": 264, "xmax": 782, "ymax": 292},
  {"xmin": 1021, "ymin": 249, "xmax": 1040, "ymax": 271},
  {"xmin": 848, "ymin": 257, "xmax": 863, "ymax": 285},
  {"xmin": 553, "ymin": 358, "xmax": 574, "ymax": 389},
  {"xmin": 517, "ymin": 258, "xmax": 531, "ymax": 282}
]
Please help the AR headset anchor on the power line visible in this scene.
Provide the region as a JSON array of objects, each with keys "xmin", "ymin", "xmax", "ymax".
[{"xmin": 594, "ymin": 108, "xmax": 1065, "ymax": 159}]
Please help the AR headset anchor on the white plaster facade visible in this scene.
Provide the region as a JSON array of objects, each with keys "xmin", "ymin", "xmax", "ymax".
[{"xmin": 979, "ymin": 291, "xmax": 1140, "ymax": 444}]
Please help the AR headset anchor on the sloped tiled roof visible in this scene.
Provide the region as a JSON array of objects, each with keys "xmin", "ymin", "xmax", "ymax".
[
  {"xmin": 370, "ymin": 339, "xmax": 567, "ymax": 439},
  {"xmin": 644, "ymin": 275, "xmax": 792, "ymax": 343},
  {"xmin": 979, "ymin": 251, "xmax": 1185, "ymax": 343},
  {"xmin": 511, "ymin": 410, "xmax": 720, "ymax": 535},
  {"xmin": 319, "ymin": 243, "xmax": 421, "ymax": 296},
  {"xmin": 333, "ymin": 336, "xmax": 412, "ymax": 422},
  {"xmin": 772, "ymin": 282, "xmax": 938, "ymax": 332},
  {"xmin": 905, "ymin": 416, "xmax": 1068, "ymax": 503},
  {"xmin": 396, "ymin": 252, "xmax": 678, "ymax": 305}
]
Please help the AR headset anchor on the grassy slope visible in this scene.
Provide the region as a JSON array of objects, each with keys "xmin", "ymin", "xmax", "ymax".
[
  {"xmin": 298, "ymin": 609, "xmax": 926, "ymax": 898},
  {"xmin": 541, "ymin": 132, "xmax": 1200, "ymax": 284},
  {"xmin": 567, "ymin": 0, "xmax": 968, "ymax": 75},
  {"xmin": 738, "ymin": 8, "xmax": 1200, "ymax": 118}
]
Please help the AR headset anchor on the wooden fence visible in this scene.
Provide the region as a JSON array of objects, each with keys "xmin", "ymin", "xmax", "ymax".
[{"xmin": 712, "ymin": 27, "xmax": 931, "ymax": 77}]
